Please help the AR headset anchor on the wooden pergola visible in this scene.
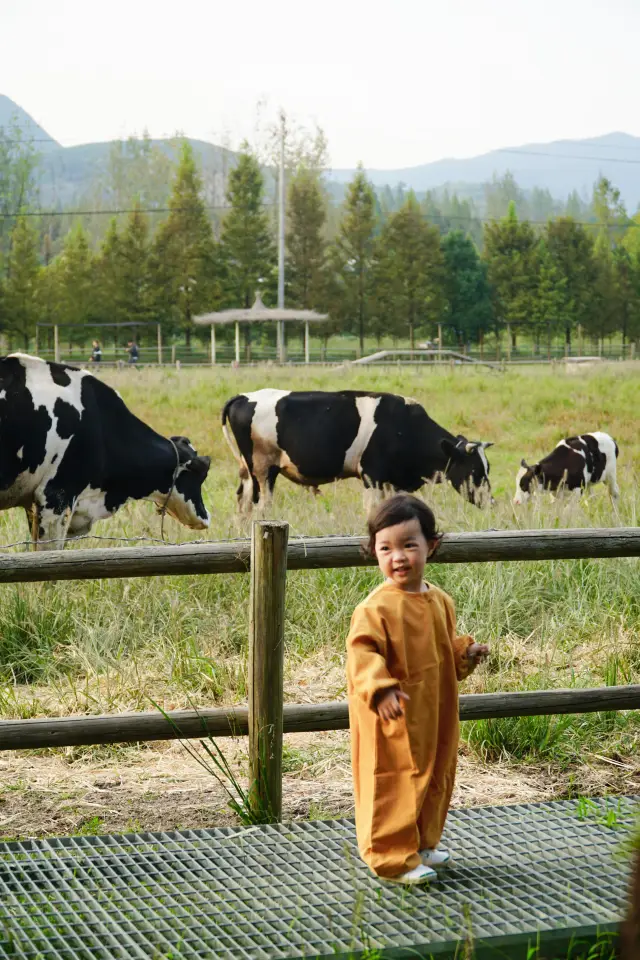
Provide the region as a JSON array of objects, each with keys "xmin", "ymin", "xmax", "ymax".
[{"xmin": 194, "ymin": 292, "xmax": 328, "ymax": 364}]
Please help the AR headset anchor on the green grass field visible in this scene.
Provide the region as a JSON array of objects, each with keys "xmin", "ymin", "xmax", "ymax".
[{"xmin": 1, "ymin": 362, "xmax": 639, "ymax": 835}]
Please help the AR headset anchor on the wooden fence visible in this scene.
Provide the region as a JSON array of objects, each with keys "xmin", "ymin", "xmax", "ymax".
[{"xmin": 2, "ymin": 524, "xmax": 640, "ymax": 821}]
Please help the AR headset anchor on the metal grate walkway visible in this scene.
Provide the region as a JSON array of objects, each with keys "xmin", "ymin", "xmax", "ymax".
[{"xmin": 0, "ymin": 796, "xmax": 637, "ymax": 960}]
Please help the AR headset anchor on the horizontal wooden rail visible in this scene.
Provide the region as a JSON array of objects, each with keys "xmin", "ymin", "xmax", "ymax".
[
  {"xmin": 1, "ymin": 527, "xmax": 640, "ymax": 583},
  {"xmin": 2, "ymin": 685, "xmax": 638, "ymax": 751}
]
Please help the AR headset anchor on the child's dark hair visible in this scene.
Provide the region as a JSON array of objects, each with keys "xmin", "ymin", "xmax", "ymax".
[{"xmin": 366, "ymin": 494, "xmax": 443, "ymax": 557}]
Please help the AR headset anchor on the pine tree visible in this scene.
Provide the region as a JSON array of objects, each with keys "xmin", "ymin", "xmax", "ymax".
[
  {"xmin": 440, "ymin": 231, "xmax": 493, "ymax": 349},
  {"xmin": 371, "ymin": 193, "xmax": 444, "ymax": 348},
  {"xmin": 332, "ymin": 165, "xmax": 377, "ymax": 352},
  {"xmin": 3, "ymin": 215, "xmax": 40, "ymax": 349},
  {"xmin": 588, "ymin": 235, "xmax": 618, "ymax": 348},
  {"xmin": 530, "ymin": 240, "xmax": 568, "ymax": 358},
  {"xmin": 220, "ymin": 150, "xmax": 275, "ymax": 308},
  {"xmin": 592, "ymin": 177, "xmax": 627, "ymax": 247},
  {"xmin": 483, "ymin": 202, "xmax": 538, "ymax": 351},
  {"xmin": 286, "ymin": 167, "xmax": 327, "ymax": 310},
  {"xmin": 120, "ymin": 204, "xmax": 153, "ymax": 328},
  {"xmin": 545, "ymin": 217, "xmax": 598, "ymax": 349},
  {"xmin": 484, "ymin": 172, "xmax": 528, "ymax": 221},
  {"xmin": 57, "ymin": 224, "xmax": 97, "ymax": 338},
  {"xmin": 97, "ymin": 218, "xmax": 123, "ymax": 325},
  {"xmin": 611, "ymin": 245, "xmax": 640, "ymax": 349},
  {"xmin": 152, "ymin": 142, "xmax": 217, "ymax": 348}
]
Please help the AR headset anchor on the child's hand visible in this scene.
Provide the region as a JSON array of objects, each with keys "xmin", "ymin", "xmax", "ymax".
[
  {"xmin": 466, "ymin": 643, "xmax": 489, "ymax": 674},
  {"xmin": 375, "ymin": 688, "xmax": 410, "ymax": 720}
]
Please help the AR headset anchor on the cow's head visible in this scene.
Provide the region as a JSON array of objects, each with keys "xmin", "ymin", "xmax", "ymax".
[
  {"xmin": 160, "ymin": 436, "xmax": 211, "ymax": 529},
  {"xmin": 441, "ymin": 436, "xmax": 494, "ymax": 507},
  {"xmin": 513, "ymin": 459, "xmax": 542, "ymax": 505}
]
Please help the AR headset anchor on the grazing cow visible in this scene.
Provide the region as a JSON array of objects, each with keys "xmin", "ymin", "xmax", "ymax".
[
  {"xmin": 513, "ymin": 432, "xmax": 619, "ymax": 504},
  {"xmin": 0, "ymin": 354, "xmax": 211, "ymax": 549},
  {"xmin": 222, "ymin": 388, "xmax": 493, "ymax": 511}
]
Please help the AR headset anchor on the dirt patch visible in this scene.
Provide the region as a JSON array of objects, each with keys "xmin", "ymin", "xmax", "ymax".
[{"xmin": 1, "ymin": 732, "xmax": 638, "ymax": 841}]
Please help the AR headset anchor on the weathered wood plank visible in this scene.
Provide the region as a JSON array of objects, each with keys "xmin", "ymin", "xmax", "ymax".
[
  {"xmin": 1, "ymin": 686, "xmax": 638, "ymax": 751},
  {"xmin": 248, "ymin": 520, "xmax": 288, "ymax": 822},
  {"xmin": 0, "ymin": 528, "xmax": 639, "ymax": 583}
]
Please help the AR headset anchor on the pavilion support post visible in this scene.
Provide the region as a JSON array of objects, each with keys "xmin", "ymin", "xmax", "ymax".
[
  {"xmin": 304, "ymin": 321, "xmax": 310, "ymax": 364},
  {"xmin": 157, "ymin": 324, "xmax": 162, "ymax": 365},
  {"xmin": 277, "ymin": 320, "xmax": 286, "ymax": 364},
  {"xmin": 54, "ymin": 325, "xmax": 60, "ymax": 364},
  {"xmin": 210, "ymin": 326, "xmax": 216, "ymax": 366},
  {"xmin": 235, "ymin": 322, "xmax": 241, "ymax": 364}
]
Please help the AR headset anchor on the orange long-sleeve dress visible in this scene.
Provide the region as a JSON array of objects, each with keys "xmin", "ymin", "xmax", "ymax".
[{"xmin": 346, "ymin": 580, "xmax": 473, "ymax": 878}]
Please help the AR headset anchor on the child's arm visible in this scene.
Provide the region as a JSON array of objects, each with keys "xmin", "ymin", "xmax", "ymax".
[
  {"xmin": 443, "ymin": 596, "xmax": 489, "ymax": 680},
  {"xmin": 347, "ymin": 604, "xmax": 400, "ymax": 711}
]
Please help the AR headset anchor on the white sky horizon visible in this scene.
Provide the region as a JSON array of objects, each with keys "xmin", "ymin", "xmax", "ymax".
[{"xmin": 2, "ymin": 0, "xmax": 639, "ymax": 170}]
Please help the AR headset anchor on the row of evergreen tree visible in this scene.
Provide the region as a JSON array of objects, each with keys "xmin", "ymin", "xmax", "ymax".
[{"xmin": 1, "ymin": 139, "xmax": 640, "ymax": 355}]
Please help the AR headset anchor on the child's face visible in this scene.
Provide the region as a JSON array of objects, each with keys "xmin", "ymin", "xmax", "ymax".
[{"xmin": 374, "ymin": 518, "xmax": 438, "ymax": 592}]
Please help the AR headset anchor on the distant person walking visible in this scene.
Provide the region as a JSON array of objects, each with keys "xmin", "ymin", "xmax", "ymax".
[
  {"xmin": 89, "ymin": 340, "xmax": 102, "ymax": 364},
  {"xmin": 127, "ymin": 340, "xmax": 139, "ymax": 365}
]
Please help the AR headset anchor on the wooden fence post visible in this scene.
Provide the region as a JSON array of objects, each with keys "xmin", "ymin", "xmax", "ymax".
[
  {"xmin": 157, "ymin": 324, "xmax": 163, "ymax": 365},
  {"xmin": 248, "ymin": 519, "xmax": 289, "ymax": 823},
  {"xmin": 54, "ymin": 325, "xmax": 60, "ymax": 363}
]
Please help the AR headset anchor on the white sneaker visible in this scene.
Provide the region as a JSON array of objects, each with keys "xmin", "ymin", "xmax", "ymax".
[
  {"xmin": 384, "ymin": 863, "xmax": 437, "ymax": 885},
  {"xmin": 419, "ymin": 848, "xmax": 450, "ymax": 868}
]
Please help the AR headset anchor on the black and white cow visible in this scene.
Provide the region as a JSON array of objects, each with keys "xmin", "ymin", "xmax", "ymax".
[
  {"xmin": 0, "ymin": 354, "xmax": 211, "ymax": 548},
  {"xmin": 222, "ymin": 388, "xmax": 493, "ymax": 511},
  {"xmin": 513, "ymin": 432, "xmax": 619, "ymax": 504}
]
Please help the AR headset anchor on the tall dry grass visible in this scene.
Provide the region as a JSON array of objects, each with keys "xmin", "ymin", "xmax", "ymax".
[{"xmin": 0, "ymin": 362, "xmax": 638, "ymax": 764}]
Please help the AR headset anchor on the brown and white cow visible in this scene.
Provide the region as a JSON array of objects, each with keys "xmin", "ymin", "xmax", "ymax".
[
  {"xmin": 513, "ymin": 432, "xmax": 619, "ymax": 504},
  {"xmin": 222, "ymin": 388, "xmax": 494, "ymax": 511}
]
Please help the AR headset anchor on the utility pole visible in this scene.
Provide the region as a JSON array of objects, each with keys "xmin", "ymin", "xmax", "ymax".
[{"xmin": 277, "ymin": 110, "xmax": 286, "ymax": 363}]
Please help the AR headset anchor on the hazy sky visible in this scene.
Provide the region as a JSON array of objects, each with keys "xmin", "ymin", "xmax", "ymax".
[{"xmin": 2, "ymin": 0, "xmax": 639, "ymax": 169}]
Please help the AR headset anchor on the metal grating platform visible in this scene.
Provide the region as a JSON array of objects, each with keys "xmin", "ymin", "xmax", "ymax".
[{"xmin": 0, "ymin": 796, "xmax": 637, "ymax": 960}]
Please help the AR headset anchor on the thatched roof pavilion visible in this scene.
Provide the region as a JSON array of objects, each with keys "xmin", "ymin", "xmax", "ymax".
[{"xmin": 195, "ymin": 292, "xmax": 328, "ymax": 363}]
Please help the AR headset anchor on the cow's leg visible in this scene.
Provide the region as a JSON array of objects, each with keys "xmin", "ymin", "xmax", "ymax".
[
  {"xmin": 262, "ymin": 466, "xmax": 280, "ymax": 510},
  {"xmin": 604, "ymin": 462, "xmax": 620, "ymax": 500},
  {"xmin": 24, "ymin": 505, "xmax": 38, "ymax": 547},
  {"xmin": 236, "ymin": 464, "xmax": 257, "ymax": 514},
  {"xmin": 252, "ymin": 466, "xmax": 279, "ymax": 513},
  {"xmin": 362, "ymin": 477, "xmax": 385, "ymax": 517},
  {"xmin": 33, "ymin": 487, "xmax": 75, "ymax": 550},
  {"xmin": 67, "ymin": 511, "xmax": 94, "ymax": 539}
]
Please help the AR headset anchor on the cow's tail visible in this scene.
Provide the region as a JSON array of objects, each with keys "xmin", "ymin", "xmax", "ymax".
[{"xmin": 221, "ymin": 395, "xmax": 244, "ymax": 467}]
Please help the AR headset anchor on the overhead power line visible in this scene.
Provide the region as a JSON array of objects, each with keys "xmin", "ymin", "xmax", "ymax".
[
  {"xmin": 497, "ymin": 148, "xmax": 640, "ymax": 165},
  {"xmin": 0, "ymin": 203, "xmax": 276, "ymax": 218},
  {"xmin": 0, "ymin": 206, "xmax": 633, "ymax": 230}
]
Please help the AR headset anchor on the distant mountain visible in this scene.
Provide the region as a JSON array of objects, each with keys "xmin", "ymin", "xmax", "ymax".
[
  {"xmin": 3, "ymin": 95, "xmax": 640, "ymax": 210},
  {"xmin": 332, "ymin": 133, "xmax": 640, "ymax": 207},
  {"xmin": 0, "ymin": 94, "xmax": 59, "ymax": 151},
  {"xmin": 1, "ymin": 95, "xmax": 239, "ymax": 208},
  {"xmin": 37, "ymin": 138, "xmax": 239, "ymax": 208}
]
